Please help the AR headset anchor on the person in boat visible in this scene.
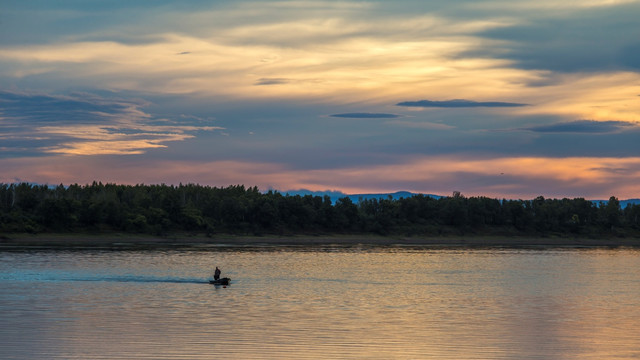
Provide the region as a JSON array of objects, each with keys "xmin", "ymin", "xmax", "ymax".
[{"xmin": 214, "ymin": 267, "xmax": 221, "ymax": 281}]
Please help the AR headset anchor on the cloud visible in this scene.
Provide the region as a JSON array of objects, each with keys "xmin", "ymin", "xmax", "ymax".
[
  {"xmin": 0, "ymin": 2, "xmax": 524, "ymax": 103},
  {"xmin": 2, "ymin": 0, "xmax": 640, "ymax": 200},
  {"xmin": 255, "ymin": 78, "xmax": 291, "ymax": 85},
  {"xmin": 330, "ymin": 112, "xmax": 401, "ymax": 119},
  {"xmin": 396, "ymin": 99, "xmax": 528, "ymax": 108},
  {"xmin": 386, "ymin": 120, "xmax": 454, "ymax": 130},
  {"xmin": 619, "ymin": 43, "xmax": 640, "ymax": 70},
  {"xmin": 473, "ymin": 2, "xmax": 640, "ymax": 73},
  {"xmin": 520, "ymin": 120, "xmax": 636, "ymax": 134},
  {"xmin": 0, "ymin": 90, "xmax": 136, "ymax": 124},
  {"xmin": 0, "ymin": 91, "xmax": 222, "ymax": 156}
]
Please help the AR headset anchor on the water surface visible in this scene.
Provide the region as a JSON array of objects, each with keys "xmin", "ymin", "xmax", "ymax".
[{"xmin": 1, "ymin": 246, "xmax": 639, "ymax": 359}]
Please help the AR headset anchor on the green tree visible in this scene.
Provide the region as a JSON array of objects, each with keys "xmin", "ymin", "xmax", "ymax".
[{"xmin": 602, "ymin": 196, "xmax": 622, "ymax": 230}]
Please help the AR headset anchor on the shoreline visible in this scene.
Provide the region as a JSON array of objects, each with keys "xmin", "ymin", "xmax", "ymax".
[{"xmin": 2, "ymin": 233, "xmax": 640, "ymax": 249}]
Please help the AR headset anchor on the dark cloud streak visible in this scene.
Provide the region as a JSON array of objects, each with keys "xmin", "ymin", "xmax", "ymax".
[
  {"xmin": 397, "ymin": 99, "xmax": 527, "ymax": 108},
  {"xmin": 520, "ymin": 120, "xmax": 636, "ymax": 134},
  {"xmin": 255, "ymin": 78, "xmax": 291, "ymax": 85},
  {"xmin": 330, "ymin": 113, "xmax": 401, "ymax": 119}
]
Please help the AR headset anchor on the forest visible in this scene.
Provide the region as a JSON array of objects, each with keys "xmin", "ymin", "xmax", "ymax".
[{"xmin": 1, "ymin": 182, "xmax": 640, "ymax": 238}]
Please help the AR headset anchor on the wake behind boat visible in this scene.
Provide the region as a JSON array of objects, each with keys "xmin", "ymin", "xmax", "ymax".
[{"xmin": 209, "ymin": 277, "xmax": 230, "ymax": 286}]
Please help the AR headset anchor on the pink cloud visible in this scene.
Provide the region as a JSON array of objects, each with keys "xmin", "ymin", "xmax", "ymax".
[{"xmin": 2, "ymin": 155, "xmax": 640, "ymax": 199}]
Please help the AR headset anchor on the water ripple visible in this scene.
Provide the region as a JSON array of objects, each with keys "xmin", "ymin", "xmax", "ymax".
[{"xmin": 1, "ymin": 247, "xmax": 639, "ymax": 359}]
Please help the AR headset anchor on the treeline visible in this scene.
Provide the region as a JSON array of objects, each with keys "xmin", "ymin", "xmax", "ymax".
[{"xmin": 1, "ymin": 183, "xmax": 640, "ymax": 237}]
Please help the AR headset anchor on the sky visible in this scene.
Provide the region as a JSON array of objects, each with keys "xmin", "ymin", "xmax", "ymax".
[{"xmin": 1, "ymin": 0, "xmax": 640, "ymax": 199}]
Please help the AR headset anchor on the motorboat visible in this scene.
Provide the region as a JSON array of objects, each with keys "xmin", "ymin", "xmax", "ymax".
[{"xmin": 209, "ymin": 277, "xmax": 231, "ymax": 286}]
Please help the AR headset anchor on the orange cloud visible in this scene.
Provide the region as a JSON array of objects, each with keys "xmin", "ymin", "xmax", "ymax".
[{"xmin": 515, "ymin": 72, "xmax": 640, "ymax": 122}]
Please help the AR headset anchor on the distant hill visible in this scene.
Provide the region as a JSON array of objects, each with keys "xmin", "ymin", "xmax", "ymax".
[
  {"xmin": 604, "ymin": 199, "xmax": 640, "ymax": 208},
  {"xmin": 283, "ymin": 190, "xmax": 640, "ymax": 208},
  {"xmin": 623, "ymin": 199, "xmax": 640, "ymax": 207},
  {"xmin": 281, "ymin": 190, "xmax": 440, "ymax": 204}
]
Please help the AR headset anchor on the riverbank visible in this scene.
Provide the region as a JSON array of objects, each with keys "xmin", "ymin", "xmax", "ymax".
[{"xmin": 2, "ymin": 233, "xmax": 640, "ymax": 249}]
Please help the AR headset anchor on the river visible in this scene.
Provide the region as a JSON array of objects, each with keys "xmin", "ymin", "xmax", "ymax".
[{"xmin": 1, "ymin": 245, "xmax": 639, "ymax": 359}]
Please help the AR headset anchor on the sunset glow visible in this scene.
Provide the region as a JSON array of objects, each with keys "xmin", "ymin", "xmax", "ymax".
[{"xmin": 2, "ymin": 0, "xmax": 639, "ymax": 199}]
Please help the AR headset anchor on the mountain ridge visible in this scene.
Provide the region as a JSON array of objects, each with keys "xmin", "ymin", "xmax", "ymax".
[{"xmin": 282, "ymin": 189, "xmax": 640, "ymax": 207}]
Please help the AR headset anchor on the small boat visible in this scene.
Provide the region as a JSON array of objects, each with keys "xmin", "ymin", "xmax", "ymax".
[{"xmin": 209, "ymin": 277, "xmax": 231, "ymax": 286}]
